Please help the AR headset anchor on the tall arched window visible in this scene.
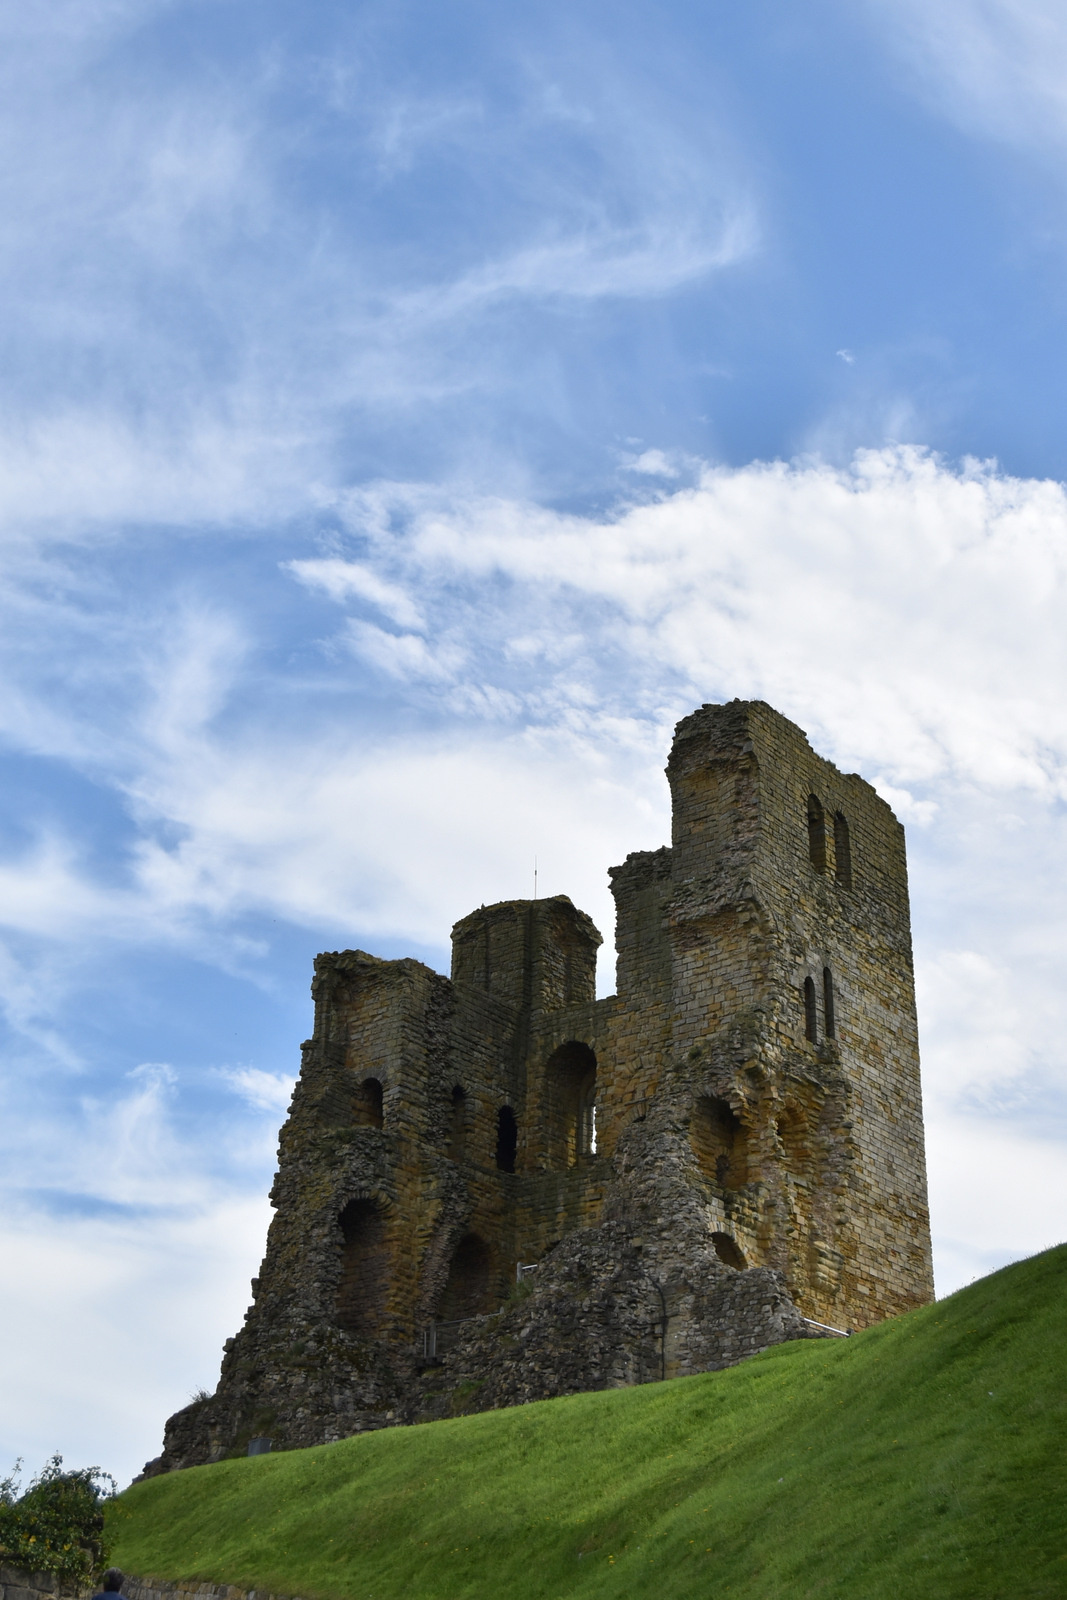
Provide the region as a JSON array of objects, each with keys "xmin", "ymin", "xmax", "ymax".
[
  {"xmin": 803, "ymin": 976, "xmax": 818, "ymax": 1043},
  {"xmin": 449, "ymin": 1085, "xmax": 467, "ymax": 1161},
  {"xmin": 544, "ymin": 1042, "xmax": 597, "ymax": 1167},
  {"xmin": 823, "ymin": 967, "xmax": 836, "ymax": 1038},
  {"xmin": 807, "ymin": 796, "xmax": 827, "ymax": 873},
  {"xmin": 495, "ymin": 1105, "xmax": 517, "ymax": 1172},
  {"xmin": 834, "ymin": 812, "xmax": 853, "ymax": 889},
  {"xmin": 354, "ymin": 1077, "xmax": 384, "ymax": 1129},
  {"xmin": 438, "ymin": 1233, "xmax": 493, "ymax": 1321},
  {"xmin": 336, "ymin": 1198, "xmax": 388, "ymax": 1336}
]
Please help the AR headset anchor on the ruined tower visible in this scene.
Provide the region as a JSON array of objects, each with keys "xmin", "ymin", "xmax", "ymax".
[{"xmin": 149, "ymin": 701, "xmax": 932, "ymax": 1471}]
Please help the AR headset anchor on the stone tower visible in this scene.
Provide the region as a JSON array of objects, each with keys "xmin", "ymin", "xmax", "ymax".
[{"xmin": 148, "ymin": 701, "xmax": 932, "ymax": 1472}]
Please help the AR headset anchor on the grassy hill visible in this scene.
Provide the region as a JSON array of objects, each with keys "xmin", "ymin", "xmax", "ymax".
[{"xmin": 111, "ymin": 1244, "xmax": 1067, "ymax": 1600}]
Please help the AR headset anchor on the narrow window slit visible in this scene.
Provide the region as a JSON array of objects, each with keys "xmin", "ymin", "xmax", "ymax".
[
  {"xmin": 495, "ymin": 1105, "xmax": 517, "ymax": 1172},
  {"xmin": 807, "ymin": 796, "xmax": 827, "ymax": 873},
  {"xmin": 834, "ymin": 812, "xmax": 852, "ymax": 889},
  {"xmin": 803, "ymin": 976, "xmax": 818, "ymax": 1043}
]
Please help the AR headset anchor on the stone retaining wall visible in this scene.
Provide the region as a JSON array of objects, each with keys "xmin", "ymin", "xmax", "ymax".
[
  {"xmin": 124, "ymin": 1576, "xmax": 299, "ymax": 1600},
  {"xmin": 0, "ymin": 1568, "xmax": 85, "ymax": 1600},
  {"xmin": 0, "ymin": 1571, "xmax": 299, "ymax": 1600}
]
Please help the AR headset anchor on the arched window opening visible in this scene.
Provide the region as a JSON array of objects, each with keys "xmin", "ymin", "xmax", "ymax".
[
  {"xmin": 449, "ymin": 1085, "xmax": 467, "ymax": 1161},
  {"xmin": 495, "ymin": 1105, "xmax": 517, "ymax": 1173},
  {"xmin": 711, "ymin": 1231, "xmax": 746, "ymax": 1271},
  {"xmin": 834, "ymin": 812, "xmax": 852, "ymax": 889},
  {"xmin": 823, "ymin": 967, "xmax": 836, "ymax": 1039},
  {"xmin": 335, "ymin": 1198, "xmax": 388, "ymax": 1336},
  {"xmin": 545, "ymin": 1042, "xmax": 597, "ymax": 1167},
  {"xmin": 438, "ymin": 1233, "xmax": 493, "ymax": 1321},
  {"xmin": 803, "ymin": 977, "xmax": 818, "ymax": 1043},
  {"xmin": 353, "ymin": 1077, "xmax": 384, "ymax": 1129},
  {"xmin": 807, "ymin": 795, "xmax": 827, "ymax": 873},
  {"xmin": 691, "ymin": 1096, "xmax": 749, "ymax": 1190}
]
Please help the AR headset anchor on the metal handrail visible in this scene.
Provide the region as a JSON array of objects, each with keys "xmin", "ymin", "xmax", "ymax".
[{"xmin": 801, "ymin": 1315, "xmax": 851, "ymax": 1337}]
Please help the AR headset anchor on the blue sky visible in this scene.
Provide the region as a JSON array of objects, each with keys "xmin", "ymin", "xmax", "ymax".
[{"xmin": 3, "ymin": 0, "xmax": 1067, "ymax": 1487}]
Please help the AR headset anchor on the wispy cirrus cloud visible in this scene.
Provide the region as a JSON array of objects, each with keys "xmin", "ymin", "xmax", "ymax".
[
  {"xmin": 0, "ymin": 1, "xmax": 758, "ymax": 545},
  {"xmin": 866, "ymin": 0, "xmax": 1067, "ymax": 152}
]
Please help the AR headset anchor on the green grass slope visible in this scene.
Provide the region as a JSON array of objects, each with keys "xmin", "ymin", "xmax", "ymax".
[{"xmin": 112, "ymin": 1245, "xmax": 1067, "ymax": 1600}]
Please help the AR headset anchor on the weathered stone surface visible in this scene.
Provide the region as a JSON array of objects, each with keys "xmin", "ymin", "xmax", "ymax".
[
  {"xmin": 124, "ymin": 1579, "xmax": 301, "ymax": 1600},
  {"xmin": 0, "ymin": 1569, "xmax": 83, "ymax": 1600},
  {"xmin": 0, "ymin": 1570, "xmax": 296, "ymax": 1600},
  {"xmin": 145, "ymin": 700, "xmax": 933, "ymax": 1473}
]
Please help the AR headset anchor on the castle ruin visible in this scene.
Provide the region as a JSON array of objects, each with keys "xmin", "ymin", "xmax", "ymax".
[{"xmin": 148, "ymin": 699, "xmax": 933, "ymax": 1472}]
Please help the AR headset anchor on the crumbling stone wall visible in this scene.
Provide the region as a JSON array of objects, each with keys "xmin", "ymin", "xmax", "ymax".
[{"xmin": 145, "ymin": 701, "xmax": 932, "ymax": 1475}]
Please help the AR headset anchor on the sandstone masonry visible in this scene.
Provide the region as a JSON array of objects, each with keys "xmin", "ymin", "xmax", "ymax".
[{"xmin": 147, "ymin": 701, "xmax": 933, "ymax": 1472}]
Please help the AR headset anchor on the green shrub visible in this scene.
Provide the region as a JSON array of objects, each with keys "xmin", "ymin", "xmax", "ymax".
[{"xmin": 0, "ymin": 1455, "xmax": 117, "ymax": 1584}]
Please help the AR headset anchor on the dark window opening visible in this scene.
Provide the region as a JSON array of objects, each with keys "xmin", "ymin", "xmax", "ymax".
[
  {"xmin": 495, "ymin": 1105, "xmax": 517, "ymax": 1172},
  {"xmin": 336, "ymin": 1198, "xmax": 388, "ymax": 1336},
  {"xmin": 823, "ymin": 967, "xmax": 836, "ymax": 1038},
  {"xmin": 439, "ymin": 1232, "xmax": 493, "ymax": 1321},
  {"xmin": 545, "ymin": 1041, "xmax": 597, "ymax": 1167},
  {"xmin": 691, "ymin": 1096, "xmax": 749, "ymax": 1190},
  {"xmin": 803, "ymin": 977, "xmax": 818, "ymax": 1043},
  {"xmin": 834, "ymin": 812, "xmax": 852, "ymax": 889},
  {"xmin": 711, "ymin": 1231, "xmax": 747, "ymax": 1270},
  {"xmin": 354, "ymin": 1077, "xmax": 384, "ymax": 1129},
  {"xmin": 807, "ymin": 795, "xmax": 827, "ymax": 873},
  {"xmin": 449, "ymin": 1085, "xmax": 467, "ymax": 1161}
]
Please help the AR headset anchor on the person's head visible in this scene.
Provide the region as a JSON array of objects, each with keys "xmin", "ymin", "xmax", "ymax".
[{"xmin": 102, "ymin": 1570, "xmax": 124, "ymax": 1592}]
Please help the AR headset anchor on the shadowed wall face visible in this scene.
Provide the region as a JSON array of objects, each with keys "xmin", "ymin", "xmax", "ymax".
[{"xmin": 336, "ymin": 1199, "xmax": 389, "ymax": 1336}]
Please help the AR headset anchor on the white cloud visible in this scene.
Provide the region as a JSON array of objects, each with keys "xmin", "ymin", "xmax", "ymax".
[
  {"xmin": 0, "ymin": 1196, "xmax": 270, "ymax": 1487},
  {"xmin": 4, "ymin": 443, "xmax": 1067, "ymax": 973},
  {"xmin": 223, "ymin": 1067, "xmax": 296, "ymax": 1115},
  {"xmin": 925, "ymin": 1111, "xmax": 1067, "ymax": 1294},
  {"xmin": 287, "ymin": 558, "xmax": 425, "ymax": 630},
  {"xmin": 867, "ymin": 0, "xmax": 1067, "ymax": 153},
  {"xmin": 326, "ymin": 448, "xmax": 1067, "ymax": 800},
  {"xmin": 393, "ymin": 205, "xmax": 755, "ymax": 314},
  {"xmin": 0, "ymin": 1039, "xmax": 285, "ymax": 1485},
  {"xmin": 342, "ymin": 620, "xmax": 464, "ymax": 683},
  {"xmin": 623, "ymin": 448, "xmax": 683, "ymax": 478},
  {"xmin": 0, "ymin": 409, "xmax": 315, "ymax": 537}
]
